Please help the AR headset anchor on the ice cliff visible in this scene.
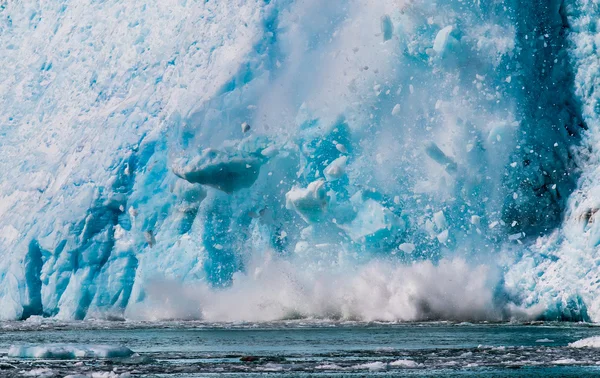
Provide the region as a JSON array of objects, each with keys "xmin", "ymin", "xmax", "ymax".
[{"xmin": 0, "ymin": 0, "xmax": 596, "ymax": 322}]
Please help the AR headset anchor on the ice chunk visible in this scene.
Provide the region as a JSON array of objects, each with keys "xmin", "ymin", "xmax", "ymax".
[
  {"xmin": 173, "ymin": 148, "xmax": 264, "ymax": 194},
  {"xmin": 508, "ymin": 232, "xmax": 523, "ymax": 241},
  {"xmin": 324, "ymin": 156, "xmax": 348, "ymax": 181},
  {"xmin": 433, "ymin": 211, "xmax": 447, "ymax": 230},
  {"xmin": 8, "ymin": 344, "xmax": 134, "ymax": 359},
  {"xmin": 391, "ymin": 104, "xmax": 401, "ymax": 116},
  {"xmin": 433, "ymin": 26, "xmax": 454, "ymax": 55},
  {"xmin": 437, "ymin": 229, "xmax": 449, "ymax": 244},
  {"xmin": 424, "ymin": 142, "xmax": 457, "ymax": 173},
  {"xmin": 340, "ymin": 192, "xmax": 405, "ymax": 247},
  {"xmin": 260, "ymin": 145, "xmax": 278, "ymax": 158},
  {"xmin": 380, "ymin": 15, "xmax": 393, "ymax": 42},
  {"xmin": 398, "ymin": 243, "xmax": 416, "ymax": 254},
  {"xmin": 285, "ymin": 180, "xmax": 329, "ymax": 223},
  {"xmin": 335, "ymin": 143, "xmax": 348, "ymax": 154}
]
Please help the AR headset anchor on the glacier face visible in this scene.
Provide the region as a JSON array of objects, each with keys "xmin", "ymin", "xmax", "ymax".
[{"xmin": 0, "ymin": 0, "xmax": 594, "ymax": 321}]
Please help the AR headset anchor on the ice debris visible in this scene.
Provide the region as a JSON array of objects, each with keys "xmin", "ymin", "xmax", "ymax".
[
  {"xmin": 286, "ymin": 179, "xmax": 329, "ymax": 223},
  {"xmin": 324, "ymin": 156, "xmax": 348, "ymax": 181}
]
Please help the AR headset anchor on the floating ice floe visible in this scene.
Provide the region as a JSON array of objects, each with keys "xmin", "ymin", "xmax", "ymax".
[{"xmin": 8, "ymin": 344, "xmax": 134, "ymax": 359}]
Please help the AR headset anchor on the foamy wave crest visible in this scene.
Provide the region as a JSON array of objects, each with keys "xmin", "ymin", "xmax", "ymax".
[{"xmin": 126, "ymin": 257, "xmax": 537, "ymax": 322}]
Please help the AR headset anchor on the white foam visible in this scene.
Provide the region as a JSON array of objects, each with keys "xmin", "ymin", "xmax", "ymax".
[
  {"xmin": 259, "ymin": 363, "xmax": 283, "ymax": 372},
  {"xmin": 569, "ymin": 336, "xmax": 600, "ymax": 348},
  {"xmin": 552, "ymin": 358, "xmax": 579, "ymax": 365},
  {"xmin": 389, "ymin": 359, "xmax": 421, "ymax": 368},
  {"xmin": 354, "ymin": 361, "xmax": 387, "ymax": 371},
  {"xmin": 315, "ymin": 363, "xmax": 342, "ymax": 370},
  {"xmin": 21, "ymin": 369, "xmax": 55, "ymax": 377}
]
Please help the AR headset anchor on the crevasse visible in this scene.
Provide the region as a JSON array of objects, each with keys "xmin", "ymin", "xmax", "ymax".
[{"xmin": 0, "ymin": 0, "xmax": 594, "ymax": 321}]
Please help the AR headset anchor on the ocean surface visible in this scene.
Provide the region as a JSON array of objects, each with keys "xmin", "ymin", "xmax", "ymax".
[{"xmin": 3, "ymin": 321, "xmax": 600, "ymax": 377}]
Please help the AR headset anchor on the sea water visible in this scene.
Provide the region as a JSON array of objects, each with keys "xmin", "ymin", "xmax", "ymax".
[{"xmin": 3, "ymin": 321, "xmax": 600, "ymax": 377}]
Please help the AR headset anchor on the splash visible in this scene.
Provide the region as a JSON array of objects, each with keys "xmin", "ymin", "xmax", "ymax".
[{"xmin": 127, "ymin": 255, "xmax": 537, "ymax": 322}]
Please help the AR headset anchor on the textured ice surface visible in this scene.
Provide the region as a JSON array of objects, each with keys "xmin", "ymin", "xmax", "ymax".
[
  {"xmin": 504, "ymin": 0, "xmax": 600, "ymax": 322},
  {"xmin": 8, "ymin": 344, "xmax": 133, "ymax": 359},
  {"xmin": 0, "ymin": 0, "xmax": 597, "ymax": 321}
]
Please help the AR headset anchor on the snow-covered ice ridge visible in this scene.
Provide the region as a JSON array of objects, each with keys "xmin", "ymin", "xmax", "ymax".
[{"xmin": 0, "ymin": 0, "xmax": 594, "ymax": 321}]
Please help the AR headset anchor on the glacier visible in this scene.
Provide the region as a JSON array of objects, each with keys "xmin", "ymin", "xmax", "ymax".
[{"xmin": 0, "ymin": 0, "xmax": 598, "ymax": 322}]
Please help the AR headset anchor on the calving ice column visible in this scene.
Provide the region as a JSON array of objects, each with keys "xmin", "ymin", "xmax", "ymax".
[
  {"xmin": 506, "ymin": 0, "xmax": 600, "ymax": 322},
  {"xmin": 0, "ymin": 0, "xmax": 587, "ymax": 321}
]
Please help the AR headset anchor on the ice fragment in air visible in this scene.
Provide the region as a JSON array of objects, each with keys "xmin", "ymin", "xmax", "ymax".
[
  {"xmin": 437, "ymin": 229, "xmax": 449, "ymax": 244},
  {"xmin": 381, "ymin": 15, "xmax": 393, "ymax": 41},
  {"xmin": 399, "ymin": 243, "xmax": 416, "ymax": 254}
]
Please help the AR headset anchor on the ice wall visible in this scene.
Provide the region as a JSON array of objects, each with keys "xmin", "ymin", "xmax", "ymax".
[
  {"xmin": 0, "ymin": 0, "xmax": 590, "ymax": 321},
  {"xmin": 506, "ymin": 0, "xmax": 600, "ymax": 322}
]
